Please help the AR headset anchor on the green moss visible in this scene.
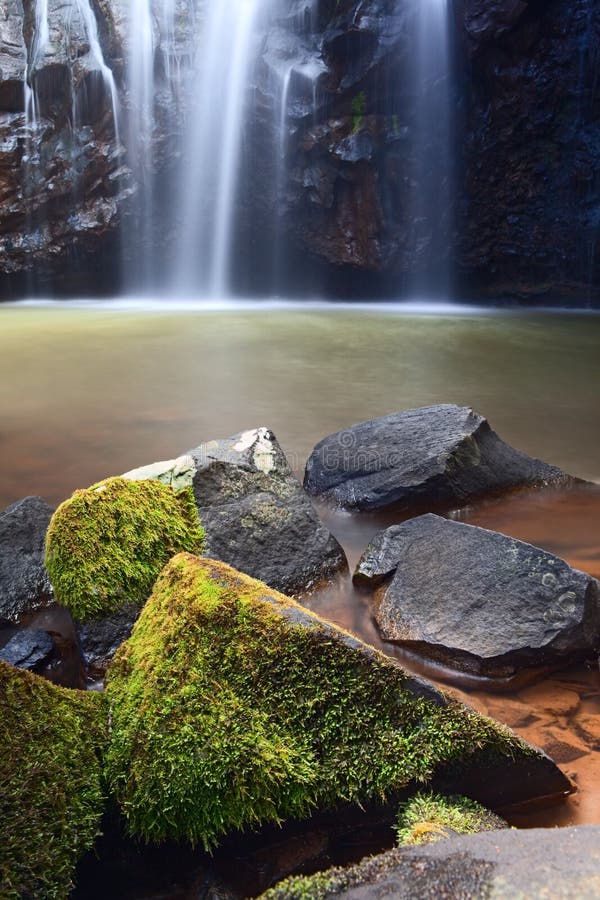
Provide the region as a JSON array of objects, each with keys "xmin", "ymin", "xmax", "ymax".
[
  {"xmin": 351, "ymin": 91, "xmax": 366, "ymax": 132},
  {"xmin": 106, "ymin": 554, "xmax": 535, "ymax": 850},
  {"xmin": 394, "ymin": 791, "xmax": 507, "ymax": 846},
  {"xmin": 261, "ymin": 868, "xmax": 352, "ymax": 900},
  {"xmin": 0, "ymin": 661, "xmax": 108, "ymax": 899},
  {"xmin": 45, "ymin": 477, "xmax": 205, "ymax": 621}
]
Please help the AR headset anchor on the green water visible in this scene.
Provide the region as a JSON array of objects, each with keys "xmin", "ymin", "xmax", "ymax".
[{"xmin": 0, "ymin": 306, "xmax": 599, "ymax": 508}]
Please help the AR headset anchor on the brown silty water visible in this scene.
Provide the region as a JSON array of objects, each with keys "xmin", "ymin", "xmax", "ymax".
[{"xmin": 1, "ymin": 305, "xmax": 599, "ymax": 829}]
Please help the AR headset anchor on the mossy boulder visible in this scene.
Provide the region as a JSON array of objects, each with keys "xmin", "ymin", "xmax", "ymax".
[
  {"xmin": 105, "ymin": 554, "xmax": 570, "ymax": 851},
  {"xmin": 394, "ymin": 791, "xmax": 507, "ymax": 846},
  {"xmin": 0, "ymin": 660, "xmax": 108, "ymax": 899}
]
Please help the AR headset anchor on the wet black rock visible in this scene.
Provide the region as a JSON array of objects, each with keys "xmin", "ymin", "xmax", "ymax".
[
  {"xmin": 0, "ymin": 629, "xmax": 54, "ymax": 671},
  {"xmin": 77, "ymin": 601, "xmax": 139, "ymax": 680},
  {"xmin": 304, "ymin": 404, "xmax": 568, "ymax": 513},
  {"xmin": 0, "ymin": 496, "xmax": 54, "ymax": 623},
  {"xmin": 364, "ymin": 514, "xmax": 600, "ymax": 677},
  {"xmin": 189, "ymin": 427, "xmax": 348, "ymax": 595}
]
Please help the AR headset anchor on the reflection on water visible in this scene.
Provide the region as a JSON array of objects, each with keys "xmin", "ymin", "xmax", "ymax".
[{"xmin": 1, "ymin": 305, "xmax": 600, "ymax": 830}]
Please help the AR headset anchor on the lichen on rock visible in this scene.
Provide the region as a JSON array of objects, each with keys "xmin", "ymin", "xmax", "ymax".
[
  {"xmin": 44, "ymin": 476, "xmax": 205, "ymax": 621},
  {"xmin": 105, "ymin": 553, "xmax": 565, "ymax": 851},
  {"xmin": 0, "ymin": 660, "xmax": 108, "ymax": 899}
]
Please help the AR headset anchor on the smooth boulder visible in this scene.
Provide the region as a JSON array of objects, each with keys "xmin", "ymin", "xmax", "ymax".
[
  {"xmin": 304, "ymin": 405, "xmax": 568, "ymax": 512},
  {"xmin": 0, "ymin": 496, "xmax": 54, "ymax": 623},
  {"xmin": 105, "ymin": 554, "xmax": 572, "ymax": 850},
  {"xmin": 125, "ymin": 427, "xmax": 347, "ymax": 596},
  {"xmin": 360, "ymin": 514, "xmax": 600, "ymax": 677}
]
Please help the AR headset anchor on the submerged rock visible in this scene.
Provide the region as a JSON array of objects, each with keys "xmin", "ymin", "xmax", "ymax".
[
  {"xmin": 0, "ymin": 496, "xmax": 54, "ymax": 623},
  {"xmin": 0, "ymin": 660, "xmax": 107, "ymax": 898},
  {"xmin": 259, "ymin": 825, "xmax": 600, "ymax": 899},
  {"xmin": 0, "ymin": 629, "xmax": 54, "ymax": 672},
  {"xmin": 45, "ymin": 477, "xmax": 204, "ymax": 674},
  {"xmin": 361, "ymin": 514, "xmax": 600, "ymax": 678},
  {"xmin": 304, "ymin": 405, "xmax": 568, "ymax": 512},
  {"xmin": 105, "ymin": 553, "xmax": 571, "ymax": 851},
  {"xmin": 125, "ymin": 428, "xmax": 347, "ymax": 596}
]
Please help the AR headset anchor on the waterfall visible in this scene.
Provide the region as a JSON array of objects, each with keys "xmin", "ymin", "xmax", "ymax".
[
  {"xmin": 24, "ymin": 0, "xmax": 120, "ymax": 150},
  {"xmin": 126, "ymin": 0, "xmax": 157, "ymax": 288},
  {"xmin": 409, "ymin": 0, "xmax": 453, "ymax": 298},
  {"xmin": 74, "ymin": 0, "xmax": 120, "ymax": 141},
  {"xmin": 25, "ymin": 0, "xmax": 49, "ymax": 124},
  {"xmin": 171, "ymin": 0, "xmax": 266, "ymax": 298}
]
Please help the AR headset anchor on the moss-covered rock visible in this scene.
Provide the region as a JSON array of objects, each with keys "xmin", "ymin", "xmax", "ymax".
[
  {"xmin": 394, "ymin": 791, "xmax": 507, "ymax": 846},
  {"xmin": 45, "ymin": 477, "xmax": 205, "ymax": 622},
  {"xmin": 105, "ymin": 554, "xmax": 568, "ymax": 851},
  {"xmin": 0, "ymin": 660, "xmax": 108, "ymax": 899}
]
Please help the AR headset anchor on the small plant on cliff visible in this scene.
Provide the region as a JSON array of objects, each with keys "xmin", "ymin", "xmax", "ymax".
[
  {"xmin": 45, "ymin": 476, "xmax": 205, "ymax": 621},
  {"xmin": 0, "ymin": 661, "xmax": 108, "ymax": 899},
  {"xmin": 351, "ymin": 90, "xmax": 366, "ymax": 132},
  {"xmin": 106, "ymin": 554, "xmax": 537, "ymax": 850},
  {"xmin": 394, "ymin": 791, "xmax": 507, "ymax": 846}
]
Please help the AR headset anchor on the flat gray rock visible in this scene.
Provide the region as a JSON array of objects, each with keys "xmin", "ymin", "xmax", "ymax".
[
  {"xmin": 304, "ymin": 404, "xmax": 568, "ymax": 512},
  {"xmin": 262, "ymin": 825, "xmax": 600, "ymax": 899},
  {"xmin": 364, "ymin": 514, "xmax": 600, "ymax": 677},
  {"xmin": 0, "ymin": 496, "xmax": 55, "ymax": 623}
]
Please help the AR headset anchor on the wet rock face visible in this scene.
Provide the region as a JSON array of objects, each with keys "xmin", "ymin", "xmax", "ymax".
[
  {"xmin": 242, "ymin": 0, "xmax": 600, "ymax": 300},
  {"xmin": 244, "ymin": 0, "xmax": 433, "ymax": 291},
  {"xmin": 304, "ymin": 404, "xmax": 567, "ymax": 513},
  {"xmin": 456, "ymin": 0, "xmax": 600, "ymax": 300},
  {"xmin": 0, "ymin": 496, "xmax": 54, "ymax": 623},
  {"xmin": 361, "ymin": 514, "xmax": 600, "ymax": 678},
  {"xmin": 0, "ymin": 0, "xmax": 132, "ymax": 288}
]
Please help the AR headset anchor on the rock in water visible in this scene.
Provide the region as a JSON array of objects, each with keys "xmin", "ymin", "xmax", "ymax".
[
  {"xmin": 0, "ymin": 629, "xmax": 54, "ymax": 671},
  {"xmin": 0, "ymin": 660, "xmax": 107, "ymax": 898},
  {"xmin": 124, "ymin": 427, "xmax": 347, "ymax": 595},
  {"xmin": 357, "ymin": 514, "xmax": 600, "ymax": 677},
  {"xmin": 304, "ymin": 405, "xmax": 568, "ymax": 512},
  {"xmin": 0, "ymin": 496, "xmax": 54, "ymax": 623},
  {"xmin": 105, "ymin": 554, "xmax": 572, "ymax": 850}
]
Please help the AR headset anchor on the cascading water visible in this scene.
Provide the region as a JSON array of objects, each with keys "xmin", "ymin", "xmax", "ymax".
[
  {"xmin": 171, "ymin": 0, "xmax": 267, "ymax": 298},
  {"xmin": 72, "ymin": 0, "xmax": 120, "ymax": 141},
  {"xmin": 409, "ymin": 0, "xmax": 453, "ymax": 297}
]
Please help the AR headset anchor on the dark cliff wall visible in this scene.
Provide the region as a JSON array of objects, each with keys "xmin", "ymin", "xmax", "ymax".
[{"xmin": 456, "ymin": 0, "xmax": 600, "ymax": 302}]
